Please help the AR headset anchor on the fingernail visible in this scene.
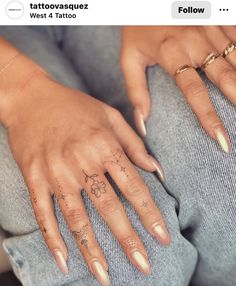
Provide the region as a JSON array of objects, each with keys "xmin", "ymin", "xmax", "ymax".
[
  {"xmin": 134, "ymin": 108, "xmax": 147, "ymax": 137},
  {"xmin": 131, "ymin": 250, "xmax": 151, "ymax": 275},
  {"xmin": 152, "ymin": 223, "xmax": 171, "ymax": 245},
  {"xmin": 54, "ymin": 250, "xmax": 68, "ymax": 275},
  {"xmin": 91, "ymin": 260, "xmax": 110, "ymax": 286},
  {"xmin": 214, "ymin": 126, "xmax": 232, "ymax": 153},
  {"xmin": 149, "ymin": 156, "xmax": 165, "ymax": 182}
]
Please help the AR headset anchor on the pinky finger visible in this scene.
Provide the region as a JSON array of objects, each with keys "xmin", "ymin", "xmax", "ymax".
[{"xmin": 29, "ymin": 185, "xmax": 69, "ymax": 275}]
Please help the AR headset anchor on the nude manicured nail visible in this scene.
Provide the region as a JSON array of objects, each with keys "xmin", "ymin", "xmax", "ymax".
[
  {"xmin": 134, "ymin": 108, "xmax": 146, "ymax": 137},
  {"xmin": 149, "ymin": 156, "xmax": 165, "ymax": 182},
  {"xmin": 54, "ymin": 250, "xmax": 68, "ymax": 275},
  {"xmin": 91, "ymin": 260, "xmax": 110, "ymax": 286},
  {"xmin": 214, "ymin": 126, "xmax": 232, "ymax": 153},
  {"xmin": 152, "ymin": 223, "xmax": 171, "ymax": 245},
  {"xmin": 131, "ymin": 251, "xmax": 151, "ymax": 275}
]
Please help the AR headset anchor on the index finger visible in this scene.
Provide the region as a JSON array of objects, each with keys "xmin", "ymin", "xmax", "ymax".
[
  {"xmin": 104, "ymin": 149, "xmax": 171, "ymax": 245},
  {"xmin": 159, "ymin": 40, "xmax": 231, "ymax": 153}
]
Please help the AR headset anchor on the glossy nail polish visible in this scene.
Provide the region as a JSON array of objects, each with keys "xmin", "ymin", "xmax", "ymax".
[
  {"xmin": 131, "ymin": 251, "xmax": 151, "ymax": 275},
  {"xmin": 54, "ymin": 250, "xmax": 68, "ymax": 275},
  {"xmin": 152, "ymin": 223, "xmax": 171, "ymax": 245},
  {"xmin": 149, "ymin": 157, "xmax": 165, "ymax": 182},
  {"xmin": 134, "ymin": 108, "xmax": 147, "ymax": 137},
  {"xmin": 214, "ymin": 126, "xmax": 231, "ymax": 153},
  {"xmin": 91, "ymin": 260, "xmax": 110, "ymax": 286}
]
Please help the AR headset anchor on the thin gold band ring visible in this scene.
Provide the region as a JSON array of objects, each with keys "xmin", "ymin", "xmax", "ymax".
[
  {"xmin": 174, "ymin": 65, "xmax": 194, "ymax": 77},
  {"xmin": 222, "ymin": 42, "xmax": 236, "ymax": 58},
  {"xmin": 201, "ymin": 52, "xmax": 220, "ymax": 70}
]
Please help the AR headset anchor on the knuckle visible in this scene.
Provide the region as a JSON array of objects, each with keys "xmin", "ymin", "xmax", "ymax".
[
  {"xmin": 160, "ymin": 36, "xmax": 175, "ymax": 50},
  {"xmin": 35, "ymin": 214, "xmax": 50, "ymax": 238},
  {"xmin": 88, "ymin": 128, "xmax": 111, "ymax": 148},
  {"xmin": 25, "ymin": 161, "xmax": 42, "ymax": 186},
  {"xmin": 65, "ymin": 208, "xmax": 86, "ymax": 224},
  {"xmin": 203, "ymin": 110, "xmax": 221, "ymax": 126},
  {"xmin": 98, "ymin": 197, "xmax": 119, "ymax": 216},
  {"xmin": 183, "ymin": 81, "xmax": 205, "ymax": 101},
  {"xmin": 126, "ymin": 143, "xmax": 144, "ymax": 159},
  {"xmin": 47, "ymin": 158, "xmax": 61, "ymax": 178},
  {"xmin": 218, "ymin": 68, "xmax": 236, "ymax": 87},
  {"xmin": 62, "ymin": 140, "xmax": 80, "ymax": 159},
  {"xmin": 110, "ymin": 108, "xmax": 123, "ymax": 122},
  {"xmin": 125, "ymin": 176, "xmax": 147, "ymax": 196},
  {"xmin": 35, "ymin": 209, "xmax": 48, "ymax": 223}
]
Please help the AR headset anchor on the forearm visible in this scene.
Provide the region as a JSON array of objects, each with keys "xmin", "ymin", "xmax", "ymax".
[{"xmin": 0, "ymin": 37, "xmax": 45, "ymax": 127}]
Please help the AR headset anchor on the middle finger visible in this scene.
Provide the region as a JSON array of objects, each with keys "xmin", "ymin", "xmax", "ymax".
[{"xmin": 79, "ymin": 166, "xmax": 152, "ymax": 275}]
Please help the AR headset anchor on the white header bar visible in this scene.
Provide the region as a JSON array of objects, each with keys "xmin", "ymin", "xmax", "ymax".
[{"xmin": 0, "ymin": 0, "xmax": 235, "ymax": 25}]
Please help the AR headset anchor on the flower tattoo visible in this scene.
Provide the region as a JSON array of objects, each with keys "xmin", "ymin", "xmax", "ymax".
[{"xmin": 82, "ymin": 170, "xmax": 106, "ymax": 198}]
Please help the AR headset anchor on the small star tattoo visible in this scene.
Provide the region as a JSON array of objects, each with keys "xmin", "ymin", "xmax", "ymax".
[{"xmin": 141, "ymin": 201, "xmax": 148, "ymax": 208}]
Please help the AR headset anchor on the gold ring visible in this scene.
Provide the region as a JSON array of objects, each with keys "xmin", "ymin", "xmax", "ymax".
[
  {"xmin": 174, "ymin": 65, "xmax": 194, "ymax": 77},
  {"xmin": 222, "ymin": 42, "xmax": 236, "ymax": 58},
  {"xmin": 201, "ymin": 52, "xmax": 220, "ymax": 70}
]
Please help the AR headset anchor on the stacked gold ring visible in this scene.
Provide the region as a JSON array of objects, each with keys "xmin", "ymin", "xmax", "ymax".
[
  {"xmin": 174, "ymin": 43, "xmax": 236, "ymax": 76},
  {"xmin": 174, "ymin": 65, "xmax": 194, "ymax": 77},
  {"xmin": 201, "ymin": 52, "xmax": 220, "ymax": 70},
  {"xmin": 222, "ymin": 42, "xmax": 236, "ymax": 58}
]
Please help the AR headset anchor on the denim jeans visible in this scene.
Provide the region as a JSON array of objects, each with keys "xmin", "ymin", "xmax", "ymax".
[{"xmin": 0, "ymin": 26, "xmax": 235, "ymax": 286}]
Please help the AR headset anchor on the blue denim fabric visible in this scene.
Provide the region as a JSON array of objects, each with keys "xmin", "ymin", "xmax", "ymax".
[{"xmin": 0, "ymin": 26, "xmax": 235, "ymax": 286}]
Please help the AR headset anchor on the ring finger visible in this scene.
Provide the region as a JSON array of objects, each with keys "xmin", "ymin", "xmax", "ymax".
[{"xmin": 48, "ymin": 161, "xmax": 110, "ymax": 286}]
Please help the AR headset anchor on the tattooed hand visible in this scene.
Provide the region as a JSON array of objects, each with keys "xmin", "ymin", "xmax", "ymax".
[{"xmin": 1, "ymin": 43, "xmax": 170, "ymax": 286}]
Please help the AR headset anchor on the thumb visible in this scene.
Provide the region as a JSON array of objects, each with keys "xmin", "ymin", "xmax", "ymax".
[{"xmin": 121, "ymin": 53, "xmax": 151, "ymax": 137}]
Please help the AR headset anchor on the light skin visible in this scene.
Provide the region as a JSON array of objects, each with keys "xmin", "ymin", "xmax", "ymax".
[
  {"xmin": 0, "ymin": 38, "xmax": 170, "ymax": 286},
  {"xmin": 121, "ymin": 26, "xmax": 236, "ymax": 153}
]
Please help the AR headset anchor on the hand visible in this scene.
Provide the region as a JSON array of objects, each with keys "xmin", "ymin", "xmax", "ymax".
[
  {"xmin": 4, "ymin": 69, "xmax": 170, "ymax": 285},
  {"xmin": 121, "ymin": 26, "xmax": 236, "ymax": 153}
]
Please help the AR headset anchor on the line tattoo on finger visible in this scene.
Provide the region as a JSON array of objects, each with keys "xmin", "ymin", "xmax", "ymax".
[
  {"xmin": 104, "ymin": 149, "xmax": 129, "ymax": 177},
  {"xmin": 31, "ymin": 189, "xmax": 37, "ymax": 205},
  {"xmin": 82, "ymin": 170, "xmax": 106, "ymax": 198},
  {"xmin": 55, "ymin": 178, "xmax": 68, "ymax": 206},
  {"xmin": 72, "ymin": 224, "xmax": 89, "ymax": 250}
]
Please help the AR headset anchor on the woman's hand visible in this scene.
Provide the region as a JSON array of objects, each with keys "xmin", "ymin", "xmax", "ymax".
[
  {"xmin": 121, "ymin": 26, "xmax": 236, "ymax": 153},
  {"xmin": 2, "ymin": 60, "xmax": 170, "ymax": 285}
]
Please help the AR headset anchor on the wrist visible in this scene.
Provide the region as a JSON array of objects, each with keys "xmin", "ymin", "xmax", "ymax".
[{"xmin": 0, "ymin": 38, "xmax": 47, "ymax": 126}]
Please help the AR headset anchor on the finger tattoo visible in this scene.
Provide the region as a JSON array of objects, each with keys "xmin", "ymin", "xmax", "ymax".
[
  {"xmin": 72, "ymin": 224, "xmax": 89, "ymax": 250},
  {"xmin": 31, "ymin": 189, "xmax": 37, "ymax": 205},
  {"xmin": 104, "ymin": 149, "xmax": 129, "ymax": 178},
  {"xmin": 141, "ymin": 201, "xmax": 149, "ymax": 208},
  {"xmin": 54, "ymin": 178, "xmax": 68, "ymax": 206},
  {"xmin": 82, "ymin": 170, "xmax": 106, "ymax": 198},
  {"xmin": 123, "ymin": 237, "xmax": 138, "ymax": 250}
]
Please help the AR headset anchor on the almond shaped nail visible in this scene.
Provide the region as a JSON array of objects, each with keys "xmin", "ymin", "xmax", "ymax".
[
  {"xmin": 149, "ymin": 157, "xmax": 165, "ymax": 182},
  {"xmin": 214, "ymin": 126, "xmax": 231, "ymax": 153},
  {"xmin": 91, "ymin": 260, "xmax": 110, "ymax": 286},
  {"xmin": 152, "ymin": 223, "xmax": 171, "ymax": 245},
  {"xmin": 131, "ymin": 250, "xmax": 151, "ymax": 275},
  {"xmin": 53, "ymin": 250, "xmax": 68, "ymax": 275},
  {"xmin": 134, "ymin": 108, "xmax": 147, "ymax": 137}
]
